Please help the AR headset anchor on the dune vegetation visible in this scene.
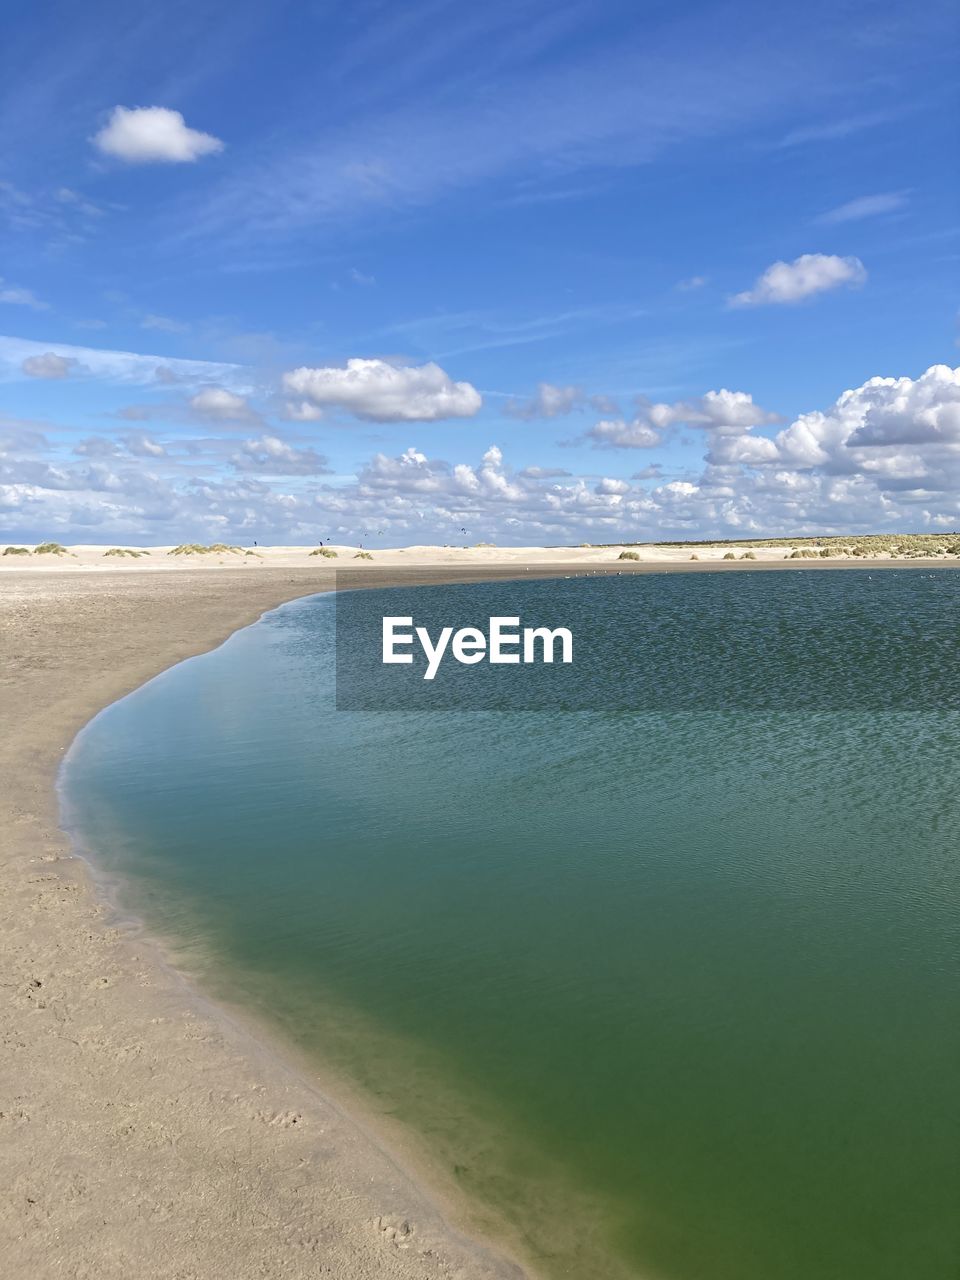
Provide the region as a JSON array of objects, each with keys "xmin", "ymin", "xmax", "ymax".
[
  {"xmin": 310, "ymin": 547, "xmax": 338, "ymax": 558},
  {"xmin": 168, "ymin": 543, "xmax": 244, "ymax": 556},
  {"xmin": 103, "ymin": 547, "xmax": 150, "ymax": 558},
  {"xmin": 619, "ymin": 532, "xmax": 960, "ymax": 559},
  {"xmin": 3, "ymin": 546, "xmax": 30, "ymax": 555},
  {"xmin": 618, "ymin": 550, "xmax": 641, "ymax": 561},
  {"xmin": 34, "ymin": 542, "xmax": 69, "ymax": 555}
]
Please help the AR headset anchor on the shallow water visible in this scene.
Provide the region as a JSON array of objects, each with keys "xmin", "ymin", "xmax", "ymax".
[{"xmin": 62, "ymin": 572, "xmax": 960, "ymax": 1280}]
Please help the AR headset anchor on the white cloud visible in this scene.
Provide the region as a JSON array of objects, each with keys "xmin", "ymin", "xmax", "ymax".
[
  {"xmin": 677, "ymin": 275, "xmax": 708, "ymax": 291},
  {"xmin": 93, "ymin": 106, "xmax": 224, "ymax": 164},
  {"xmin": 125, "ymin": 433, "xmax": 167, "ymax": 458},
  {"xmin": 188, "ymin": 386, "xmax": 257, "ymax": 422},
  {"xmin": 775, "ymin": 364, "xmax": 960, "ymax": 464},
  {"xmin": 22, "ymin": 352, "xmax": 75, "ymax": 379},
  {"xmin": 730, "ymin": 254, "xmax": 866, "ymax": 306},
  {"xmin": 505, "ymin": 382, "xmax": 584, "ymax": 419},
  {"xmin": 4, "ymin": 363, "xmax": 959, "ymax": 547},
  {"xmin": 0, "ymin": 335, "xmax": 246, "ymax": 390},
  {"xmin": 588, "ymin": 388, "xmax": 777, "ymax": 448},
  {"xmin": 588, "ymin": 418, "xmax": 662, "ymax": 449},
  {"xmin": 232, "ymin": 435, "xmax": 331, "ymax": 475},
  {"xmin": 815, "ymin": 192, "xmax": 909, "ymax": 225},
  {"xmin": 282, "ymin": 358, "xmax": 482, "ymax": 422},
  {"xmin": 282, "ymin": 400, "xmax": 325, "ymax": 422},
  {"xmin": 0, "ymin": 280, "xmax": 47, "ymax": 310}
]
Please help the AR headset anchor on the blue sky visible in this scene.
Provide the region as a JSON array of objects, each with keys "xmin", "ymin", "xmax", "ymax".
[{"xmin": 1, "ymin": 0, "xmax": 958, "ymax": 545}]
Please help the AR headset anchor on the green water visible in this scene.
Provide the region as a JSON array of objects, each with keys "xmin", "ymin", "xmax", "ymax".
[{"xmin": 62, "ymin": 574, "xmax": 959, "ymax": 1280}]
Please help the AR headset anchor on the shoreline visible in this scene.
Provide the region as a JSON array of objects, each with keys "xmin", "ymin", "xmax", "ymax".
[
  {"xmin": 52, "ymin": 586, "xmax": 546, "ymax": 1275},
  {"xmin": 4, "ymin": 558, "xmax": 959, "ymax": 1279},
  {"xmin": 3, "ymin": 561, "xmax": 658, "ymax": 1280}
]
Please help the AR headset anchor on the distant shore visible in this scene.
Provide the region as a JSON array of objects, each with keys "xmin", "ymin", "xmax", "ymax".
[
  {"xmin": 4, "ymin": 534, "xmax": 960, "ymax": 575},
  {"xmin": 3, "ymin": 553, "xmax": 958, "ymax": 1279}
]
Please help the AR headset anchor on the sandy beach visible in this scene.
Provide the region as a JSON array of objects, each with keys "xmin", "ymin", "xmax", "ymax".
[{"xmin": 1, "ymin": 546, "xmax": 955, "ymax": 1279}]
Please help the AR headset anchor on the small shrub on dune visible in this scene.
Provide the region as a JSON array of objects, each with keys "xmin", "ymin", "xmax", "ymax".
[
  {"xmin": 168, "ymin": 544, "xmax": 209, "ymax": 555},
  {"xmin": 354, "ymin": 551, "xmax": 374, "ymax": 560},
  {"xmin": 689, "ymin": 553, "xmax": 699, "ymax": 561},
  {"xmin": 207, "ymin": 543, "xmax": 242, "ymax": 554},
  {"xmin": 103, "ymin": 547, "xmax": 145, "ymax": 558},
  {"xmin": 723, "ymin": 552, "xmax": 737, "ymax": 560},
  {"xmin": 3, "ymin": 546, "xmax": 29, "ymax": 555},
  {"xmin": 740, "ymin": 551, "xmax": 757, "ymax": 560},
  {"xmin": 34, "ymin": 542, "xmax": 68, "ymax": 555},
  {"xmin": 310, "ymin": 547, "xmax": 338, "ymax": 558},
  {"xmin": 618, "ymin": 550, "xmax": 640, "ymax": 561}
]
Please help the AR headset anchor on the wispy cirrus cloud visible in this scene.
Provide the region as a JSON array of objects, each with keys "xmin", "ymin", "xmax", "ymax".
[
  {"xmin": 0, "ymin": 279, "xmax": 48, "ymax": 310},
  {"xmin": 815, "ymin": 191, "xmax": 909, "ymax": 224},
  {"xmin": 776, "ymin": 110, "xmax": 899, "ymax": 148},
  {"xmin": 179, "ymin": 8, "xmax": 878, "ymax": 243},
  {"xmin": 0, "ymin": 335, "xmax": 249, "ymax": 390}
]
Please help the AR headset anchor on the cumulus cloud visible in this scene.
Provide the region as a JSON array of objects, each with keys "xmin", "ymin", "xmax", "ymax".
[
  {"xmin": 0, "ymin": 280, "xmax": 47, "ymax": 310},
  {"xmin": 232, "ymin": 435, "xmax": 331, "ymax": 475},
  {"xmin": 125, "ymin": 433, "xmax": 167, "ymax": 458},
  {"xmin": 505, "ymin": 382, "xmax": 584, "ymax": 419},
  {"xmin": 74, "ymin": 433, "xmax": 168, "ymax": 460},
  {"xmin": 588, "ymin": 388, "xmax": 778, "ymax": 448},
  {"xmin": 188, "ymin": 386, "xmax": 258, "ymax": 422},
  {"xmin": 4, "ymin": 363, "xmax": 959, "ymax": 547},
  {"xmin": 93, "ymin": 106, "xmax": 224, "ymax": 164},
  {"xmin": 282, "ymin": 358, "xmax": 481, "ymax": 422},
  {"xmin": 22, "ymin": 352, "xmax": 75, "ymax": 379},
  {"xmin": 588, "ymin": 418, "xmax": 663, "ymax": 449},
  {"xmin": 282, "ymin": 400, "xmax": 325, "ymax": 422},
  {"xmin": 730, "ymin": 254, "xmax": 866, "ymax": 306},
  {"xmin": 775, "ymin": 364, "xmax": 960, "ymax": 466}
]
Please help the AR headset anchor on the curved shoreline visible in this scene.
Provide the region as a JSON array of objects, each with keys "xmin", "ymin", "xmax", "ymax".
[
  {"xmin": 52, "ymin": 586, "xmax": 542, "ymax": 1276},
  {"xmin": 1, "ymin": 566, "xmax": 555, "ymax": 1280}
]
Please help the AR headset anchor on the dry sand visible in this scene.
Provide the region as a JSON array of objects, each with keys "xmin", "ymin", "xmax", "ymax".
[{"xmin": 2, "ymin": 547, "xmax": 955, "ymax": 1279}]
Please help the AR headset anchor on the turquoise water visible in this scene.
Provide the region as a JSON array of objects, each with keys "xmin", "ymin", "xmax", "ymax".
[{"xmin": 62, "ymin": 573, "xmax": 959, "ymax": 1280}]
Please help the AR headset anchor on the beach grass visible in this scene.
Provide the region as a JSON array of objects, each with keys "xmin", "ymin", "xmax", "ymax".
[{"xmin": 168, "ymin": 543, "xmax": 244, "ymax": 556}]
